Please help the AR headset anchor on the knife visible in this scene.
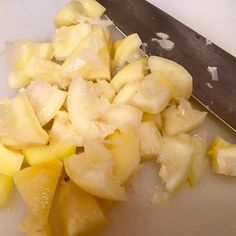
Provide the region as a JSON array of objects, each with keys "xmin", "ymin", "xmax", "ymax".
[{"xmin": 98, "ymin": 0, "xmax": 236, "ymax": 132}]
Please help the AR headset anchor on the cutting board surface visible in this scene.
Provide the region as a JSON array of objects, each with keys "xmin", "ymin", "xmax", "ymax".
[{"xmin": 0, "ymin": 1, "xmax": 236, "ymax": 236}]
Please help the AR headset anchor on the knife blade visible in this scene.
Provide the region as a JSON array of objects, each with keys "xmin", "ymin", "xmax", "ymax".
[{"xmin": 98, "ymin": 0, "xmax": 236, "ymax": 132}]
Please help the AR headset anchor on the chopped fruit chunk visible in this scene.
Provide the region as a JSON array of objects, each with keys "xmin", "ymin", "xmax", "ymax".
[
  {"xmin": 162, "ymin": 98, "xmax": 207, "ymax": 136},
  {"xmin": 137, "ymin": 121, "xmax": 162, "ymax": 160},
  {"xmin": 148, "ymin": 56, "xmax": 193, "ymax": 99},
  {"xmin": 25, "ymin": 80, "xmax": 67, "ymax": 126},
  {"xmin": 22, "ymin": 139, "xmax": 76, "ymax": 166},
  {"xmin": 0, "ymin": 143, "xmax": 24, "ymax": 176},
  {"xmin": 0, "ymin": 175, "xmax": 13, "ymax": 207},
  {"xmin": 80, "ymin": 0, "xmax": 106, "ymax": 18},
  {"xmin": 106, "ymin": 130, "xmax": 140, "ymax": 184},
  {"xmin": 13, "ymin": 161, "xmax": 63, "ymax": 226}
]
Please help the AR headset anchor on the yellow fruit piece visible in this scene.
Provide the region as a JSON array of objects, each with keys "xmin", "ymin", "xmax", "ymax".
[
  {"xmin": 142, "ymin": 112, "xmax": 163, "ymax": 130},
  {"xmin": 64, "ymin": 153, "xmax": 126, "ymax": 201},
  {"xmin": 162, "ymin": 98, "xmax": 207, "ymax": 136},
  {"xmin": 111, "ymin": 58, "xmax": 148, "ymax": 92},
  {"xmin": 62, "ymin": 25, "xmax": 111, "ymax": 81},
  {"xmin": 0, "ymin": 175, "xmax": 13, "ymax": 207},
  {"xmin": 0, "ymin": 143, "xmax": 24, "ymax": 176},
  {"xmin": 54, "ymin": 1, "xmax": 85, "ymax": 28},
  {"xmin": 13, "ymin": 160, "xmax": 63, "ymax": 226},
  {"xmin": 0, "ymin": 93, "xmax": 48, "ymax": 147},
  {"xmin": 25, "ymin": 79, "xmax": 67, "ymax": 126},
  {"xmin": 22, "ymin": 139, "xmax": 76, "ymax": 166},
  {"xmin": 148, "ymin": 56, "xmax": 193, "ymax": 99},
  {"xmin": 113, "ymin": 33, "xmax": 142, "ymax": 68},
  {"xmin": 51, "ymin": 180, "xmax": 108, "ymax": 236},
  {"xmin": 53, "ymin": 23, "xmax": 91, "ymax": 60},
  {"xmin": 137, "ymin": 121, "xmax": 162, "ymax": 160},
  {"xmin": 158, "ymin": 135, "xmax": 193, "ymax": 192},
  {"xmin": 80, "ymin": 0, "xmax": 106, "ymax": 18},
  {"xmin": 106, "ymin": 130, "xmax": 140, "ymax": 184}
]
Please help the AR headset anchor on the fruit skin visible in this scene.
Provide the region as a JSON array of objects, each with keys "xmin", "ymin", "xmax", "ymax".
[
  {"xmin": 22, "ymin": 138, "xmax": 76, "ymax": 166},
  {"xmin": 50, "ymin": 180, "xmax": 108, "ymax": 236},
  {"xmin": 0, "ymin": 175, "xmax": 13, "ymax": 207},
  {"xmin": 64, "ymin": 153, "xmax": 126, "ymax": 201},
  {"xmin": 106, "ymin": 130, "xmax": 140, "ymax": 185},
  {"xmin": 148, "ymin": 56, "xmax": 193, "ymax": 99},
  {"xmin": 13, "ymin": 160, "xmax": 63, "ymax": 227}
]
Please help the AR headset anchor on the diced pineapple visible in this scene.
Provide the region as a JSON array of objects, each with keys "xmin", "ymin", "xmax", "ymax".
[
  {"xmin": 22, "ymin": 139, "xmax": 76, "ymax": 166},
  {"xmin": 94, "ymin": 80, "xmax": 116, "ymax": 102},
  {"xmin": 113, "ymin": 33, "xmax": 142, "ymax": 68},
  {"xmin": 0, "ymin": 93, "xmax": 48, "ymax": 146},
  {"xmin": 13, "ymin": 160, "xmax": 63, "ymax": 226},
  {"xmin": 162, "ymin": 98, "xmax": 207, "ymax": 136},
  {"xmin": 137, "ymin": 121, "xmax": 162, "ymax": 160},
  {"xmin": 129, "ymin": 74, "xmax": 171, "ymax": 113},
  {"xmin": 0, "ymin": 143, "xmax": 24, "ymax": 176},
  {"xmin": 51, "ymin": 180, "xmax": 108, "ymax": 236},
  {"xmin": 158, "ymin": 135, "xmax": 194, "ymax": 192},
  {"xmin": 106, "ymin": 130, "xmax": 140, "ymax": 184},
  {"xmin": 53, "ymin": 24, "xmax": 91, "ymax": 60},
  {"xmin": 62, "ymin": 25, "xmax": 110, "ymax": 80},
  {"xmin": 0, "ymin": 175, "xmax": 13, "ymax": 207},
  {"xmin": 111, "ymin": 58, "xmax": 148, "ymax": 92},
  {"xmin": 102, "ymin": 104, "xmax": 143, "ymax": 130},
  {"xmin": 54, "ymin": 1, "xmax": 86, "ymax": 28},
  {"xmin": 64, "ymin": 153, "xmax": 126, "ymax": 201},
  {"xmin": 25, "ymin": 80, "xmax": 67, "ymax": 126},
  {"xmin": 79, "ymin": 0, "xmax": 106, "ymax": 18},
  {"xmin": 148, "ymin": 56, "xmax": 193, "ymax": 99},
  {"xmin": 142, "ymin": 113, "xmax": 163, "ymax": 130}
]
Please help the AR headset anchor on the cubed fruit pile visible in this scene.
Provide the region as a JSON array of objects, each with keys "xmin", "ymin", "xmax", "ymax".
[{"xmin": 0, "ymin": 0, "xmax": 236, "ymax": 235}]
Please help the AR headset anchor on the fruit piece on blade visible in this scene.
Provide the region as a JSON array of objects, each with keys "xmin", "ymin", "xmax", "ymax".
[
  {"xmin": 137, "ymin": 121, "xmax": 162, "ymax": 160},
  {"xmin": 106, "ymin": 130, "xmax": 140, "ymax": 184},
  {"xmin": 64, "ymin": 153, "xmax": 126, "ymax": 201},
  {"xmin": 0, "ymin": 143, "xmax": 24, "ymax": 176},
  {"xmin": 162, "ymin": 98, "xmax": 207, "ymax": 136},
  {"xmin": 53, "ymin": 23, "xmax": 91, "ymax": 60},
  {"xmin": 148, "ymin": 56, "xmax": 193, "ymax": 99},
  {"xmin": 13, "ymin": 160, "xmax": 63, "ymax": 227},
  {"xmin": 158, "ymin": 135, "xmax": 193, "ymax": 192},
  {"xmin": 80, "ymin": 0, "xmax": 106, "ymax": 18},
  {"xmin": 0, "ymin": 175, "xmax": 13, "ymax": 207},
  {"xmin": 22, "ymin": 138, "xmax": 76, "ymax": 166},
  {"xmin": 54, "ymin": 1, "xmax": 86, "ymax": 28},
  {"xmin": 111, "ymin": 58, "xmax": 148, "ymax": 92},
  {"xmin": 25, "ymin": 79, "xmax": 67, "ymax": 126},
  {"xmin": 0, "ymin": 93, "xmax": 48, "ymax": 146},
  {"xmin": 51, "ymin": 180, "xmax": 108, "ymax": 236}
]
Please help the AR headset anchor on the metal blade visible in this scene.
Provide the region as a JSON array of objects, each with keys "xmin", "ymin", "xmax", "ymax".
[{"xmin": 99, "ymin": 0, "xmax": 236, "ymax": 132}]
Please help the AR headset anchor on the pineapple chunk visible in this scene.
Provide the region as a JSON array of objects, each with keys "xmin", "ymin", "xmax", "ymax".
[
  {"xmin": 22, "ymin": 139, "xmax": 76, "ymax": 166},
  {"xmin": 106, "ymin": 130, "xmax": 140, "ymax": 184},
  {"xmin": 54, "ymin": 1, "xmax": 86, "ymax": 28},
  {"xmin": 62, "ymin": 25, "xmax": 110, "ymax": 80},
  {"xmin": 102, "ymin": 104, "xmax": 143, "ymax": 130},
  {"xmin": 13, "ymin": 160, "xmax": 63, "ymax": 226},
  {"xmin": 0, "ymin": 93, "xmax": 48, "ymax": 146},
  {"xmin": 0, "ymin": 143, "xmax": 24, "ymax": 176},
  {"xmin": 64, "ymin": 153, "xmax": 126, "ymax": 201},
  {"xmin": 0, "ymin": 175, "xmax": 13, "ymax": 207},
  {"xmin": 51, "ymin": 180, "xmax": 108, "ymax": 236},
  {"xmin": 113, "ymin": 33, "xmax": 142, "ymax": 68},
  {"xmin": 158, "ymin": 135, "xmax": 194, "ymax": 192},
  {"xmin": 137, "ymin": 121, "xmax": 162, "ymax": 160},
  {"xmin": 25, "ymin": 80, "xmax": 67, "ymax": 126},
  {"xmin": 162, "ymin": 98, "xmax": 207, "ymax": 136},
  {"xmin": 148, "ymin": 56, "xmax": 193, "ymax": 99},
  {"xmin": 142, "ymin": 112, "xmax": 163, "ymax": 130},
  {"xmin": 80, "ymin": 0, "xmax": 106, "ymax": 18},
  {"xmin": 111, "ymin": 58, "xmax": 148, "ymax": 92},
  {"xmin": 93, "ymin": 80, "xmax": 116, "ymax": 102},
  {"xmin": 129, "ymin": 74, "xmax": 171, "ymax": 113},
  {"xmin": 50, "ymin": 111, "xmax": 84, "ymax": 147},
  {"xmin": 53, "ymin": 23, "xmax": 91, "ymax": 60}
]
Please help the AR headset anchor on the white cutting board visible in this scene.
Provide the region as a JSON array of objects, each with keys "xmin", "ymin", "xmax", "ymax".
[{"xmin": 0, "ymin": 1, "xmax": 236, "ymax": 236}]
